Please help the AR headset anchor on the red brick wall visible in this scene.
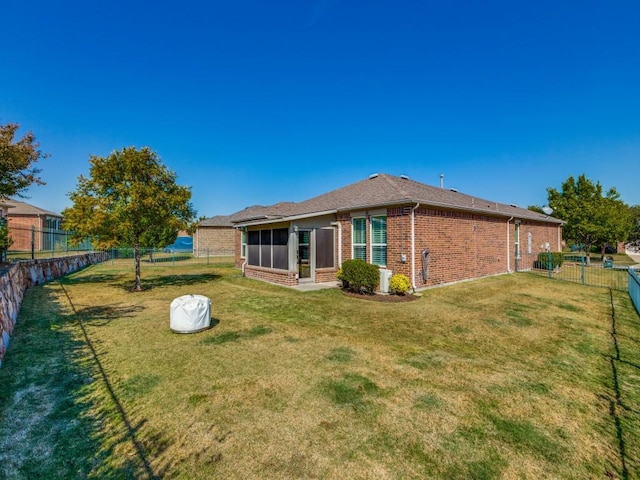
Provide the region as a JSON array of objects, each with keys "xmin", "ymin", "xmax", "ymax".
[
  {"xmin": 315, "ymin": 267, "xmax": 339, "ymax": 283},
  {"xmin": 243, "ymin": 265, "xmax": 297, "ymax": 286},
  {"xmin": 6, "ymin": 216, "xmax": 44, "ymax": 250},
  {"xmin": 337, "ymin": 206, "xmax": 561, "ymax": 289}
]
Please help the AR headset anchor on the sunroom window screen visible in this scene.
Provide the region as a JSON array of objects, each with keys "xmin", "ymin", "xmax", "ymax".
[
  {"xmin": 272, "ymin": 228, "xmax": 289, "ymax": 270},
  {"xmin": 247, "ymin": 231, "xmax": 260, "ymax": 266},
  {"xmin": 352, "ymin": 218, "xmax": 366, "ymax": 261},
  {"xmin": 316, "ymin": 228, "xmax": 334, "ymax": 268},
  {"xmin": 260, "ymin": 230, "xmax": 272, "ymax": 267},
  {"xmin": 371, "ymin": 216, "xmax": 387, "ymax": 266}
]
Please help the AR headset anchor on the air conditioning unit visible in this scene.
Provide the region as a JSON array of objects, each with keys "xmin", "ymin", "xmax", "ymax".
[{"xmin": 379, "ymin": 269, "xmax": 392, "ymax": 293}]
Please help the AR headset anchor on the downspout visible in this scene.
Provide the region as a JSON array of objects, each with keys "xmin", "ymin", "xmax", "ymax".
[
  {"xmin": 506, "ymin": 216, "xmax": 513, "ymax": 272},
  {"xmin": 330, "ymin": 221, "xmax": 342, "ymax": 268},
  {"xmin": 411, "ymin": 203, "xmax": 420, "ymax": 290}
]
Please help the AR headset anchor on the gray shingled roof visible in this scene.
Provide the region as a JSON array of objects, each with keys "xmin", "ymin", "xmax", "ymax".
[
  {"xmin": 4, "ymin": 198, "xmax": 62, "ymax": 217},
  {"xmin": 232, "ymin": 173, "xmax": 562, "ymax": 225},
  {"xmin": 199, "ymin": 202, "xmax": 298, "ymax": 227}
]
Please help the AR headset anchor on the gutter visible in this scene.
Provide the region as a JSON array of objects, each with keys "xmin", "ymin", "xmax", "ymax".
[
  {"xmin": 234, "ymin": 209, "xmax": 338, "ymax": 228},
  {"xmin": 411, "ymin": 203, "xmax": 420, "ymax": 290}
]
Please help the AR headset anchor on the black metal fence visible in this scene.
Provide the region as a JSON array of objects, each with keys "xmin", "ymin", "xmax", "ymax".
[
  {"xmin": 2, "ymin": 225, "xmax": 234, "ymax": 266},
  {"xmin": 525, "ymin": 251, "xmax": 638, "ymax": 291},
  {"xmin": 106, "ymin": 248, "xmax": 234, "ymax": 267},
  {"xmin": 4, "ymin": 226, "xmax": 93, "ymax": 261}
]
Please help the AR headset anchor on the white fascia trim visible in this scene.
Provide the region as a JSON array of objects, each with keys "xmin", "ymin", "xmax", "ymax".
[{"xmin": 235, "ymin": 209, "xmax": 337, "ymax": 228}]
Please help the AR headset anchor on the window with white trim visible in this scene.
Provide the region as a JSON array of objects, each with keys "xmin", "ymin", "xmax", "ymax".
[
  {"xmin": 241, "ymin": 229, "xmax": 247, "ymax": 258},
  {"xmin": 352, "ymin": 217, "xmax": 366, "ymax": 261},
  {"xmin": 371, "ymin": 215, "xmax": 387, "ymax": 266}
]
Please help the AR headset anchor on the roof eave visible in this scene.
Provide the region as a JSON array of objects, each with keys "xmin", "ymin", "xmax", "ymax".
[{"xmin": 234, "ymin": 209, "xmax": 338, "ymax": 228}]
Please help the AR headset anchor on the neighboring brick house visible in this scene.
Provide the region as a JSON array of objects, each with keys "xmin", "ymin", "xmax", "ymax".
[
  {"xmin": 4, "ymin": 199, "xmax": 63, "ymax": 251},
  {"xmin": 195, "ymin": 203, "xmax": 296, "ymax": 257},
  {"xmin": 232, "ymin": 173, "xmax": 563, "ymax": 290},
  {"xmin": 194, "ymin": 216, "xmax": 235, "ymax": 256}
]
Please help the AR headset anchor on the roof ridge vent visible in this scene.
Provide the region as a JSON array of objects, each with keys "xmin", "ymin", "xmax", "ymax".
[
  {"xmin": 369, "ymin": 173, "xmax": 379, "ymax": 179},
  {"xmin": 449, "ymin": 188, "xmax": 458, "ymax": 192},
  {"xmin": 400, "ymin": 174, "xmax": 409, "ymax": 180}
]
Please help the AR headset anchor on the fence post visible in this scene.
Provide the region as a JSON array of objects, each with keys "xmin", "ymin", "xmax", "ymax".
[
  {"xmin": 581, "ymin": 255, "xmax": 585, "ymax": 285},
  {"xmin": 547, "ymin": 250, "xmax": 552, "ymax": 278},
  {"xmin": 31, "ymin": 226, "xmax": 35, "ymax": 260}
]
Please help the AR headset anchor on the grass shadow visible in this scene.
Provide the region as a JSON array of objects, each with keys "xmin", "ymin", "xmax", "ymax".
[
  {"xmin": 0, "ymin": 283, "xmax": 160, "ymax": 479},
  {"xmin": 130, "ymin": 273, "xmax": 221, "ymax": 290},
  {"xmin": 76, "ymin": 304, "xmax": 146, "ymax": 326}
]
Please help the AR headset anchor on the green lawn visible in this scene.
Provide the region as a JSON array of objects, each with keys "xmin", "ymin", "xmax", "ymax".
[{"xmin": 0, "ymin": 261, "xmax": 639, "ymax": 479}]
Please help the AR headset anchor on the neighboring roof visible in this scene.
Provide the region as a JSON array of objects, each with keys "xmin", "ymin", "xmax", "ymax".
[
  {"xmin": 199, "ymin": 202, "xmax": 297, "ymax": 228},
  {"xmin": 233, "ymin": 173, "xmax": 563, "ymax": 226},
  {"xmin": 3, "ymin": 198, "xmax": 62, "ymax": 218}
]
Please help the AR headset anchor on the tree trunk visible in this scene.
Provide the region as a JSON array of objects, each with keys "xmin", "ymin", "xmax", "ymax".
[{"xmin": 134, "ymin": 241, "xmax": 142, "ymax": 291}]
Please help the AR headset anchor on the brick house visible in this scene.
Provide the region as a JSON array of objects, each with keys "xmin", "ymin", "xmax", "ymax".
[
  {"xmin": 4, "ymin": 199, "xmax": 63, "ymax": 251},
  {"xmin": 194, "ymin": 216, "xmax": 235, "ymax": 256},
  {"xmin": 232, "ymin": 173, "xmax": 563, "ymax": 290}
]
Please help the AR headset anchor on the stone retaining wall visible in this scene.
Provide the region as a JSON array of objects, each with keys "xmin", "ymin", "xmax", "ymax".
[{"xmin": 0, "ymin": 252, "xmax": 108, "ymax": 366}]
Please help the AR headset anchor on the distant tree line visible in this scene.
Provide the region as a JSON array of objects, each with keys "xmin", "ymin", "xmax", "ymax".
[{"xmin": 529, "ymin": 174, "xmax": 638, "ymax": 262}]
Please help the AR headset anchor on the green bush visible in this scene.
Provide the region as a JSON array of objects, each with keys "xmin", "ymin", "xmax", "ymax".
[
  {"xmin": 0, "ymin": 220, "xmax": 12, "ymax": 254},
  {"xmin": 535, "ymin": 252, "xmax": 563, "ymax": 269},
  {"xmin": 339, "ymin": 259, "xmax": 379, "ymax": 294},
  {"xmin": 389, "ymin": 274, "xmax": 411, "ymax": 295}
]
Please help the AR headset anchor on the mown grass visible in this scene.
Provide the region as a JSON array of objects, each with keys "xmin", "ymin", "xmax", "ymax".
[{"xmin": 0, "ymin": 260, "xmax": 639, "ymax": 479}]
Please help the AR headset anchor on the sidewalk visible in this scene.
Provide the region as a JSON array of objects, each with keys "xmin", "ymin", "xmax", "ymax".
[{"xmin": 625, "ymin": 249, "xmax": 640, "ymax": 266}]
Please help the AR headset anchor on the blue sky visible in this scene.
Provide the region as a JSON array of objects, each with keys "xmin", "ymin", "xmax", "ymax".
[{"xmin": 1, "ymin": 0, "xmax": 639, "ymax": 217}]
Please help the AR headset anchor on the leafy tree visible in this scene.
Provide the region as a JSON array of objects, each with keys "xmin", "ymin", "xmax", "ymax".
[
  {"xmin": 547, "ymin": 174, "xmax": 632, "ymax": 264},
  {"xmin": 628, "ymin": 205, "xmax": 640, "ymax": 251},
  {"xmin": 527, "ymin": 205, "xmax": 545, "ymax": 215},
  {"xmin": 63, "ymin": 147, "xmax": 196, "ymax": 291},
  {"xmin": 0, "ymin": 123, "xmax": 47, "ymax": 198},
  {"xmin": 0, "ymin": 218, "xmax": 11, "ymax": 262}
]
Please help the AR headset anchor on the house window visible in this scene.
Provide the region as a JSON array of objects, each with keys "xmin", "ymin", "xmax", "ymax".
[
  {"xmin": 241, "ymin": 229, "xmax": 247, "ymax": 258},
  {"xmin": 352, "ymin": 218, "xmax": 366, "ymax": 260},
  {"xmin": 527, "ymin": 232, "xmax": 532, "ymax": 255},
  {"xmin": 371, "ymin": 216, "xmax": 387, "ymax": 266}
]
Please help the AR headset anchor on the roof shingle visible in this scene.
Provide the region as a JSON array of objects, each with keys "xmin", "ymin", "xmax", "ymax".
[{"xmin": 231, "ymin": 173, "xmax": 562, "ymax": 225}]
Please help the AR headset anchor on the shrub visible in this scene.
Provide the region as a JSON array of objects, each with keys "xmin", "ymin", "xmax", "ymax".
[
  {"xmin": 535, "ymin": 252, "xmax": 563, "ymax": 270},
  {"xmin": 389, "ymin": 274, "xmax": 411, "ymax": 295},
  {"xmin": 339, "ymin": 259, "xmax": 379, "ymax": 294}
]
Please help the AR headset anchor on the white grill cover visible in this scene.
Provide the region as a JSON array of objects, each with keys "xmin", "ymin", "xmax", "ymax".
[{"xmin": 170, "ymin": 295, "xmax": 211, "ymax": 333}]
